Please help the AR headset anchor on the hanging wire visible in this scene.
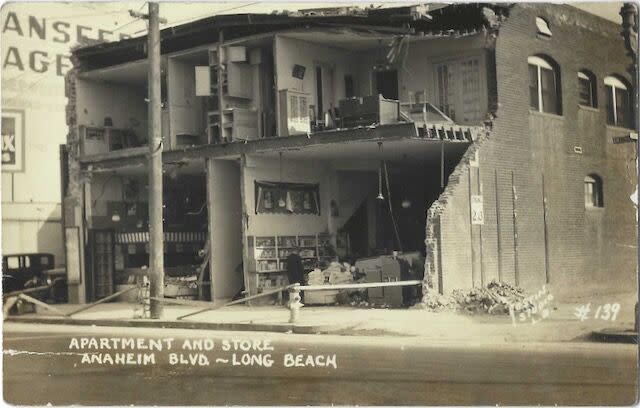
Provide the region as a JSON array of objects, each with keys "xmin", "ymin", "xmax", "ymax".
[
  {"xmin": 161, "ymin": 1, "xmax": 261, "ymax": 30},
  {"xmin": 383, "ymin": 161, "xmax": 403, "ymax": 252},
  {"xmin": 377, "ymin": 142, "xmax": 384, "ymax": 200},
  {"xmin": 113, "ymin": 16, "xmax": 143, "ymax": 33}
]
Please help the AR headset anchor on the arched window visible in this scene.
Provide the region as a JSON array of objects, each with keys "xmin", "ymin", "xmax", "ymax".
[
  {"xmin": 536, "ymin": 17, "xmax": 552, "ymax": 37},
  {"xmin": 578, "ymin": 70, "xmax": 597, "ymax": 108},
  {"xmin": 584, "ymin": 174, "xmax": 603, "ymax": 208},
  {"xmin": 604, "ymin": 75, "xmax": 632, "ymax": 128},
  {"xmin": 528, "ymin": 55, "xmax": 562, "ymax": 115}
]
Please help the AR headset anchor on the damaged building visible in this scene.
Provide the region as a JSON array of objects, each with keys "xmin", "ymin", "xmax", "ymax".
[{"xmin": 62, "ymin": 3, "xmax": 638, "ymax": 304}]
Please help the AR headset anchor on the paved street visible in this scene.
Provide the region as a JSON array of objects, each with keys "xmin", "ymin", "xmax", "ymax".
[{"xmin": 3, "ymin": 322, "xmax": 638, "ymax": 405}]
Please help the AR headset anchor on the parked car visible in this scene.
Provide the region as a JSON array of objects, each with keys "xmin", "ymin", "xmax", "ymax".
[{"xmin": 2, "ymin": 253, "xmax": 67, "ymax": 303}]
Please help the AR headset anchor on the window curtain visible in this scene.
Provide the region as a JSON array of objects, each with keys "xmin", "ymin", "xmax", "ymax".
[
  {"xmin": 539, "ymin": 67, "xmax": 558, "ymax": 114},
  {"xmin": 578, "ymin": 77, "xmax": 592, "ymax": 106},
  {"xmin": 615, "ymin": 87, "xmax": 631, "ymax": 128},
  {"xmin": 255, "ymin": 181, "xmax": 320, "ymax": 215},
  {"xmin": 606, "ymin": 85, "xmax": 616, "ymax": 125},
  {"xmin": 528, "ymin": 64, "xmax": 539, "ymax": 111}
]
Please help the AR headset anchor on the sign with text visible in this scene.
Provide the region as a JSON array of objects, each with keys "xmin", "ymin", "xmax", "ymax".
[
  {"xmin": 471, "ymin": 194, "xmax": 484, "ymax": 225},
  {"xmin": 1, "ymin": 110, "xmax": 24, "ymax": 172}
]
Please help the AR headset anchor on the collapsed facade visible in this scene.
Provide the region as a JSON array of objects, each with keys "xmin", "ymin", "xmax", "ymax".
[{"xmin": 63, "ymin": 3, "xmax": 638, "ymax": 304}]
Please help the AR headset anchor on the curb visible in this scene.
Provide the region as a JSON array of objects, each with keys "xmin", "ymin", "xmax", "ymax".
[
  {"xmin": 590, "ymin": 328, "xmax": 638, "ymax": 344},
  {"xmin": 4, "ymin": 316, "xmax": 355, "ymax": 335}
]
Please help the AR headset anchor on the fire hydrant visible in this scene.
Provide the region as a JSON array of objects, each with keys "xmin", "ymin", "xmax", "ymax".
[{"xmin": 288, "ymin": 286, "xmax": 304, "ymax": 323}]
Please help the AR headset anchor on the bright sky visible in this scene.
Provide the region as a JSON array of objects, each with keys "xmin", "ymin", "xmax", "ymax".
[{"xmin": 3, "ymin": 1, "xmax": 622, "ymax": 40}]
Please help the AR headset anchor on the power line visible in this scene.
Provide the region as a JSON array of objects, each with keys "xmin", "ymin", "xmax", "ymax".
[
  {"xmin": 113, "ymin": 16, "xmax": 144, "ymax": 33},
  {"xmin": 162, "ymin": 2, "xmax": 261, "ymax": 29}
]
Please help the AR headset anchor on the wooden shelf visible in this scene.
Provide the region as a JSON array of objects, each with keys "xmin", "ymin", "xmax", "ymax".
[{"xmin": 251, "ymin": 233, "xmax": 335, "ymax": 292}]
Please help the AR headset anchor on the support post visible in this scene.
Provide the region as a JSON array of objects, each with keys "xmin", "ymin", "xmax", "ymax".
[
  {"xmin": 148, "ymin": 2, "xmax": 164, "ymax": 318},
  {"xmin": 511, "ymin": 170, "xmax": 519, "ymax": 286}
]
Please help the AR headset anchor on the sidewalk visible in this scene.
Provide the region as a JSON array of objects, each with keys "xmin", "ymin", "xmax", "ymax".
[{"xmin": 5, "ymin": 291, "xmax": 637, "ymax": 343}]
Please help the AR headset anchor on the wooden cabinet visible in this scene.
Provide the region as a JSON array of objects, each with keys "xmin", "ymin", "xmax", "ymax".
[
  {"xmin": 278, "ymin": 89, "xmax": 311, "ymax": 136},
  {"xmin": 79, "ymin": 126, "xmax": 143, "ymax": 156},
  {"xmin": 207, "ymin": 108, "xmax": 258, "ymax": 143},
  {"xmin": 196, "ymin": 47, "xmax": 256, "ymax": 143},
  {"xmin": 195, "ymin": 48, "xmax": 252, "ymax": 99}
]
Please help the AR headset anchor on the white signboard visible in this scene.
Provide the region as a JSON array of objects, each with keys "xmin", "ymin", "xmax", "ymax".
[
  {"xmin": 471, "ymin": 194, "xmax": 484, "ymax": 225},
  {"xmin": 1, "ymin": 110, "xmax": 23, "ymax": 172}
]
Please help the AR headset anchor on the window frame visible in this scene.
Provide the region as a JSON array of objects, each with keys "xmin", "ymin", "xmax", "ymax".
[
  {"xmin": 584, "ymin": 174, "xmax": 604, "ymax": 208},
  {"xmin": 604, "ymin": 75, "xmax": 632, "ymax": 128},
  {"xmin": 536, "ymin": 17, "xmax": 553, "ymax": 37},
  {"xmin": 528, "ymin": 56, "xmax": 562, "ymax": 115},
  {"xmin": 577, "ymin": 70, "xmax": 597, "ymax": 109}
]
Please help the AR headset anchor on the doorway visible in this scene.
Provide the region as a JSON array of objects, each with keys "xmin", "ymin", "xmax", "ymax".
[
  {"xmin": 87, "ymin": 229, "xmax": 115, "ymax": 301},
  {"xmin": 375, "ymin": 70, "xmax": 399, "ymax": 100},
  {"xmin": 314, "ymin": 63, "xmax": 335, "ymax": 123}
]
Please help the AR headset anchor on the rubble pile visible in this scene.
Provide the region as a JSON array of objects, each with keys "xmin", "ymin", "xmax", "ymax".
[
  {"xmin": 420, "ymin": 280, "xmax": 530, "ymax": 315},
  {"xmin": 328, "ymin": 262, "xmax": 354, "ymax": 285},
  {"xmin": 306, "ymin": 262, "xmax": 355, "ymax": 286},
  {"xmin": 419, "ymin": 290, "xmax": 457, "ymax": 311},
  {"xmin": 306, "ymin": 268, "xmax": 325, "ymax": 285}
]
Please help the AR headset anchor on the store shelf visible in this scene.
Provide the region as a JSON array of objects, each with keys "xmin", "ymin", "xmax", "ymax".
[{"xmin": 251, "ymin": 233, "xmax": 335, "ymax": 292}]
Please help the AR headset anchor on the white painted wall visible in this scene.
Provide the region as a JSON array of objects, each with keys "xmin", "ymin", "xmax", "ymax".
[
  {"xmin": 168, "ymin": 58, "xmax": 205, "ymax": 147},
  {"xmin": 76, "ymin": 79, "xmax": 148, "ymax": 140},
  {"xmin": 242, "ymin": 157, "xmax": 378, "ymax": 237},
  {"xmin": 243, "ymin": 155, "xmax": 332, "ymax": 237},
  {"xmin": 208, "ymin": 159, "xmax": 244, "ymax": 300},
  {"xmin": 398, "ymin": 35, "xmax": 489, "ymax": 124}
]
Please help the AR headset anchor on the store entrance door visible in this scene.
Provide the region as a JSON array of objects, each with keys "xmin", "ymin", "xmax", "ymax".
[{"xmin": 87, "ymin": 229, "xmax": 115, "ymax": 301}]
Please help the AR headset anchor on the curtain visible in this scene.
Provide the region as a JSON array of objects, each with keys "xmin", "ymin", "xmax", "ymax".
[
  {"xmin": 255, "ymin": 181, "xmax": 320, "ymax": 215},
  {"xmin": 539, "ymin": 67, "xmax": 558, "ymax": 114}
]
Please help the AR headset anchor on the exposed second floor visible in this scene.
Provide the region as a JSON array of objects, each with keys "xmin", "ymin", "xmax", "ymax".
[{"xmin": 68, "ymin": 3, "xmax": 636, "ymax": 162}]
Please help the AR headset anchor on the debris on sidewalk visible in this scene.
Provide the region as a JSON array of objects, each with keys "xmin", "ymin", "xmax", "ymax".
[{"xmin": 417, "ymin": 280, "xmax": 531, "ymax": 315}]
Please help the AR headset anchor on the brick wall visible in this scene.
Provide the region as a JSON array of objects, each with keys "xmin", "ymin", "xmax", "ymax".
[{"xmin": 428, "ymin": 4, "xmax": 637, "ymax": 298}]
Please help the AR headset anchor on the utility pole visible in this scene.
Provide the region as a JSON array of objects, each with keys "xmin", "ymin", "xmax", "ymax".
[{"xmin": 147, "ymin": 2, "xmax": 164, "ymax": 318}]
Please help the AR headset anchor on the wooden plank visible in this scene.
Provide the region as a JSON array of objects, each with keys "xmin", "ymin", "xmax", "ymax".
[
  {"xmin": 3, "ymin": 296, "xmax": 19, "ymax": 316},
  {"xmin": 300, "ymin": 280, "xmax": 422, "ymax": 291},
  {"xmin": 66, "ymin": 285, "xmax": 139, "ymax": 317},
  {"xmin": 17, "ymin": 294, "xmax": 67, "ymax": 316},
  {"xmin": 148, "ymin": 296, "xmax": 214, "ymax": 308},
  {"xmin": 176, "ymin": 284, "xmax": 298, "ymax": 320},
  {"xmin": 3, "ymin": 285, "xmax": 50, "ymax": 299}
]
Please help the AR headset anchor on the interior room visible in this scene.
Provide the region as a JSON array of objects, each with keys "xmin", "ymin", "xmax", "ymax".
[
  {"xmin": 273, "ymin": 30, "xmax": 402, "ymax": 137},
  {"xmin": 85, "ymin": 160, "xmax": 209, "ymax": 302},
  {"xmin": 240, "ymin": 138, "xmax": 468, "ymax": 297},
  {"xmin": 76, "ymin": 61, "xmax": 151, "ymax": 156}
]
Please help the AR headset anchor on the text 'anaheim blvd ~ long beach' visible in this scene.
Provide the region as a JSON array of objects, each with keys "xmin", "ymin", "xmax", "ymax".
[{"xmin": 68, "ymin": 337, "xmax": 338, "ymax": 369}]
